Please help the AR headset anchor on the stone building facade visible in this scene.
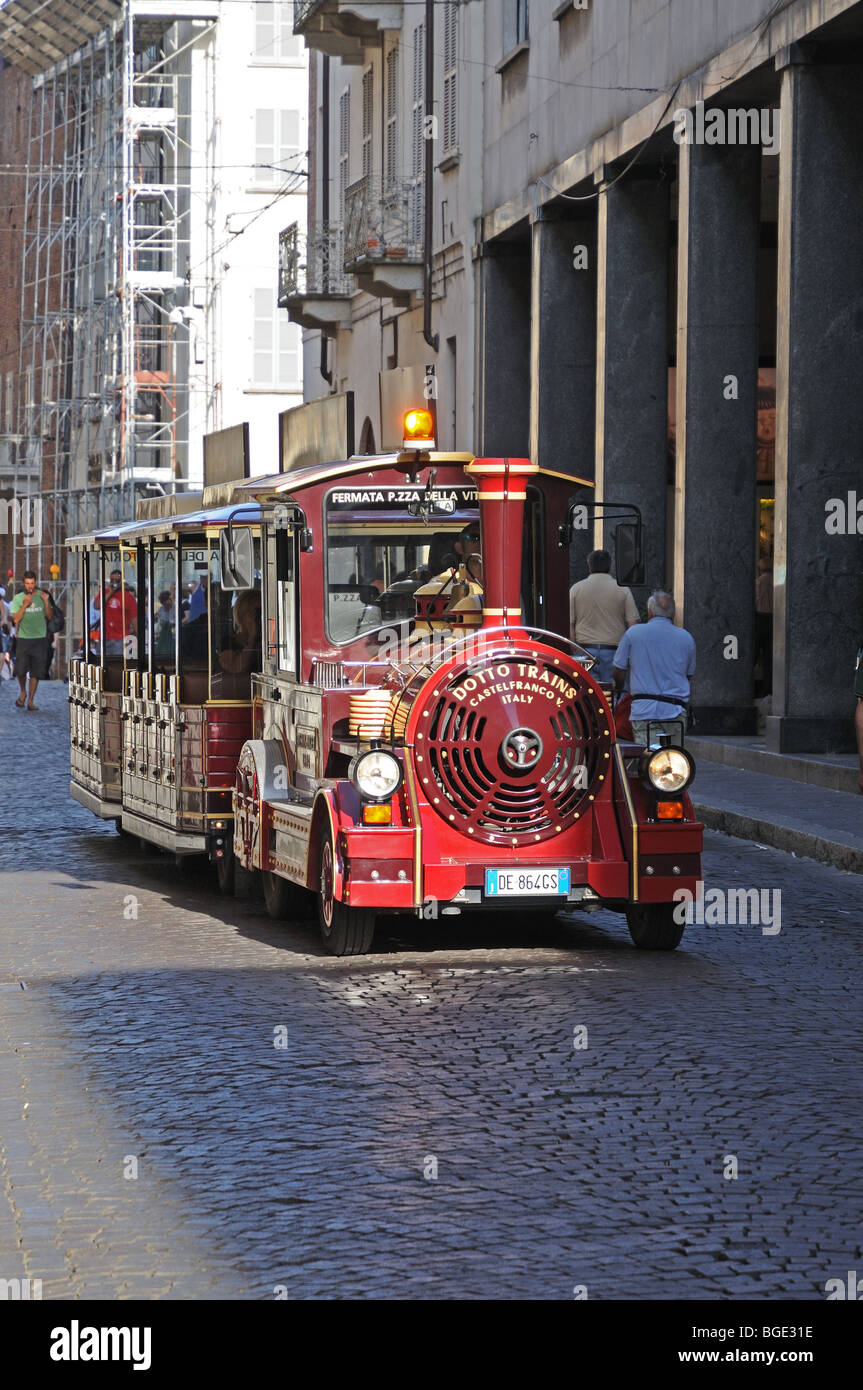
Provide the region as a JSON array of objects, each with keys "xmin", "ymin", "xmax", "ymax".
[{"xmin": 290, "ymin": 0, "xmax": 863, "ymax": 753}]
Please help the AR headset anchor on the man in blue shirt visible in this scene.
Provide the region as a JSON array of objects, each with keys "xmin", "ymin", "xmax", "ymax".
[{"xmin": 612, "ymin": 590, "xmax": 696, "ymax": 746}]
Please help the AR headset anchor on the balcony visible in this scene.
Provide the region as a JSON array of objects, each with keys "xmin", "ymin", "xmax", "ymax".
[
  {"xmin": 294, "ymin": 0, "xmax": 402, "ymax": 64},
  {"xmin": 343, "ymin": 176, "xmax": 424, "ymax": 302},
  {"xmin": 279, "ymin": 223, "xmax": 355, "ymax": 333}
]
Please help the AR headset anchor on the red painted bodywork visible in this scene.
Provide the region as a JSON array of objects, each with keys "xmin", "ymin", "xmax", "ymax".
[{"xmin": 235, "ymin": 453, "xmax": 703, "ymax": 917}]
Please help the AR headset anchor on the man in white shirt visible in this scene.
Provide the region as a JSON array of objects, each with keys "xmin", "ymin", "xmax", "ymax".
[{"xmin": 569, "ymin": 549, "xmax": 639, "ymax": 682}]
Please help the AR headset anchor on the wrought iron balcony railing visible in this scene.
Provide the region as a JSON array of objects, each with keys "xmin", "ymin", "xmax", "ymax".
[
  {"xmin": 293, "ymin": 0, "xmax": 322, "ymax": 28},
  {"xmin": 343, "ymin": 176, "xmax": 423, "ymax": 268},
  {"xmin": 279, "ymin": 222, "xmax": 355, "ymax": 305}
]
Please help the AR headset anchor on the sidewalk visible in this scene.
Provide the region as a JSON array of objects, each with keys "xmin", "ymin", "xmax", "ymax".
[{"xmin": 690, "ymin": 743, "xmax": 863, "ymax": 875}]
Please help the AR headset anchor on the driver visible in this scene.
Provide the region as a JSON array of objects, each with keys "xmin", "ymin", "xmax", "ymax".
[{"xmin": 410, "ymin": 524, "xmax": 484, "ymax": 651}]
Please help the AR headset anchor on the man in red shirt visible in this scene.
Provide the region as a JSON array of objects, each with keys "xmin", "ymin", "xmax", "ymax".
[{"xmin": 95, "ymin": 569, "xmax": 138, "ymax": 655}]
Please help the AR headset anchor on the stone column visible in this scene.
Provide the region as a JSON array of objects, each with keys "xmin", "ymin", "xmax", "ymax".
[
  {"xmin": 766, "ymin": 58, "xmax": 863, "ymax": 753},
  {"xmin": 529, "ymin": 209, "xmax": 596, "ymax": 477},
  {"xmin": 530, "ymin": 210, "xmax": 597, "ymax": 591},
  {"xmin": 594, "ymin": 169, "xmax": 669, "ymax": 607},
  {"xmin": 673, "ymin": 139, "xmax": 761, "ymax": 734},
  {"xmin": 475, "ymin": 240, "xmax": 531, "ymax": 458}
]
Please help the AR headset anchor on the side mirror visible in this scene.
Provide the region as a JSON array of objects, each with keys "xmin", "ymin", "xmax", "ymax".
[
  {"xmin": 220, "ymin": 526, "xmax": 255, "ymax": 590},
  {"xmin": 615, "ymin": 523, "xmax": 645, "ymax": 587}
]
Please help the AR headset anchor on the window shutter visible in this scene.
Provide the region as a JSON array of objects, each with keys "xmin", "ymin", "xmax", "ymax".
[
  {"xmin": 280, "ymin": 109, "xmax": 300, "ymax": 171},
  {"xmin": 339, "ymin": 89, "xmax": 350, "ymax": 217},
  {"xmin": 443, "ymin": 3, "xmax": 458, "ymax": 153},
  {"xmin": 256, "ymin": 2, "xmax": 275, "ymax": 59},
  {"xmin": 278, "ymin": 316, "xmax": 299, "ymax": 386},
  {"xmin": 411, "ymin": 24, "xmax": 424, "ymax": 245},
  {"xmin": 253, "ymin": 288, "xmax": 273, "ymax": 385},
  {"xmin": 280, "ymin": 3, "xmax": 301, "ymax": 59},
  {"xmin": 362, "ymin": 67, "xmax": 373, "ymax": 179},
  {"xmin": 385, "ymin": 45, "xmax": 399, "ymax": 185},
  {"xmin": 255, "ymin": 109, "xmax": 275, "ymax": 183}
]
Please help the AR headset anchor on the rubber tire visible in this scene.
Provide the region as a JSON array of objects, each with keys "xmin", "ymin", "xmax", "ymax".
[
  {"xmin": 233, "ymin": 861, "xmax": 259, "ymax": 900},
  {"xmin": 317, "ymin": 837, "xmax": 377, "ymax": 957},
  {"xmin": 262, "ymin": 870, "xmax": 313, "ymax": 922},
  {"xmin": 625, "ymin": 903, "xmax": 684, "ymax": 951},
  {"xmin": 215, "ymin": 851, "xmax": 235, "ymax": 895}
]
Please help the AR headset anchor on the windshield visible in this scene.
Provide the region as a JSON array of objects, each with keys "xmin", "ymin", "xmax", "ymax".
[{"xmin": 325, "ymin": 485, "xmax": 479, "ymax": 645}]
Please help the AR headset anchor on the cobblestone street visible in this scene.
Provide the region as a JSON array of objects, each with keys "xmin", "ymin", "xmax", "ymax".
[{"xmin": 1, "ymin": 680, "xmax": 861, "ymax": 1300}]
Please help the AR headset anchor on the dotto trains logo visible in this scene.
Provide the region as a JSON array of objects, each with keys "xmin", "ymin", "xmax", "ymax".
[{"xmin": 452, "ymin": 663, "xmax": 578, "ymax": 710}]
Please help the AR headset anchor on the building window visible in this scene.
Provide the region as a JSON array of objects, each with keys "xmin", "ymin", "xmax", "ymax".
[
  {"xmin": 503, "ymin": 0, "xmax": 529, "ymax": 52},
  {"xmin": 7, "ymin": 371, "xmax": 15, "ymax": 431},
  {"xmin": 442, "ymin": 3, "xmax": 458, "ymax": 154},
  {"xmin": 255, "ymin": 2, "xmax": 301, "ymax": 63},
  {"xmin": 385, "ymin": 45, "xmax": 399, "ymax": 186},
  {"xmin": 411, "ymin": 24, "xmax": 425, "ymax": 244},
  {"xmin": 253, "ymin": 289, "xmax": 300, "ymax": 388},
  {"xmin": 254, "ymin": 109, "xmax": 301, "ymax": 187},
  {"xmin": 362, "ymin": 67, "xmax": 373, "ymax": 179},
  {"xmin": 339, "ymin": 88, "xmax": 350, "ymax": 219}
]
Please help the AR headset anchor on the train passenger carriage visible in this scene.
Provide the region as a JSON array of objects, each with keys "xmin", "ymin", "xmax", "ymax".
[{"xmin": 67, "ymin": 492, "xmax": 262, "ymax": 874}]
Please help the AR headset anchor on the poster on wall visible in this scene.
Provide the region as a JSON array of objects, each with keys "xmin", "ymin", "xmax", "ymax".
[{"xmin": 666, "ymin": 367, "xmax": 776, "ymax": 482}]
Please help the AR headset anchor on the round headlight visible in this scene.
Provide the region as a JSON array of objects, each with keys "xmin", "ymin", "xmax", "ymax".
[
  {"xmin": 351, "ymin": 749, "xmax": 403, "ymax": 801},
  {"xmin": 645, "ymin": 746, "xmax": 693, "ymax": 794}
]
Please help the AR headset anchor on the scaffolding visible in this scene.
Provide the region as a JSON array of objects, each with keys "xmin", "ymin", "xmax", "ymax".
[{"xmin": 0, "ymin": 0, "xmax": 217, "ymax": 653}]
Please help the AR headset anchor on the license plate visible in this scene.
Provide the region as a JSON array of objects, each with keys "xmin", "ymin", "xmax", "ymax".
[{"xmin": 484, "ymin": 867, "xmax": 571, "ymax": 897}]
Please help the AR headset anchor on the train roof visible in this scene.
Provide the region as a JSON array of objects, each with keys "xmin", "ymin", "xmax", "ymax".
[
  {"xmin": 66, "ymin": 502, "xmax": 262, "ymax": 550},
  {"xmin": 236, "ymin": 454, "xmax": 593, "ymax": 501}
]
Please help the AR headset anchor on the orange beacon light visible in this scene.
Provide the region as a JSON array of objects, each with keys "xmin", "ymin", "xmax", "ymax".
[{"xmin": 402, "ymin": 407, "xmax": 435, "ymax": 450}]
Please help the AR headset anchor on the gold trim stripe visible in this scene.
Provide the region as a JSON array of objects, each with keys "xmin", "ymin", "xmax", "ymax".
[
  {"xmin": 465, "ymin": 461, "xmax": 540, "ymax": 475},
  {"xmin": 402, "ymin": 751, "xmax": 423, "ymax": 910},
  {"xmin": 613, "ymin": 743, "xmax": 639, "ymax": 902},
  {"xmin": 477, "ymin": 490, "xmax": 527, "ymax": 500}
]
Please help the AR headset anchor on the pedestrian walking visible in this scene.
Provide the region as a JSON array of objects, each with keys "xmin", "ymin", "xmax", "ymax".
[
  {"xmin": 9, "ymin": 570, "xmax": 53, "ymax": 711},
  {"xmin": 612, "ymin": 590, "xmax": 696, "ymax": 747},
  {"xmin": 569, "ymin": 549, "xmax": 639, "ymax": 683}
]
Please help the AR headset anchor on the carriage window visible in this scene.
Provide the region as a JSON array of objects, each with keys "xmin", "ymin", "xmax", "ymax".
[
  {"xmin": 523, "ymin": 486, "xmax": 546, "ymax": 630},
  {"xmin": 179, "ymin": 543, "xmax": 210, "ymax": 669},
  {"xmin": 209, "ymin": 540, "xmax": 262, "ymax": 699},
  {"xmin": 117, "ymin": 546, "xmax": 142, "ymax": 664},
  {"xmin": 324, "ymin": 487, "xmax": 480, "ymax": 646},
  {"xmin": 152, "ymin": 547, "xmax": 177, "ymax": 669},
  {"xmin": 78, "ymin": 551, "xmax": 103, "ymax": 664},
  {"xmin": 275, "ymin": 526, "xmax": 297, "ymax": 675}
]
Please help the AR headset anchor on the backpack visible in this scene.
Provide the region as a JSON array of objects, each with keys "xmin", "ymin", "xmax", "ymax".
[{"xmin": 47, "ymin": 597, "xmax": 65, "ymax": 634}]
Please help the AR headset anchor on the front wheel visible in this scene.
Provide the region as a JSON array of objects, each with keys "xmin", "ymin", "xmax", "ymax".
[
  {"xmin": 625, "ymin": 903, "xmax": 684, "ymax": 951},
  {"xmin": 317, "ymin": 837, "xmax": 376, "ymax": 956}
]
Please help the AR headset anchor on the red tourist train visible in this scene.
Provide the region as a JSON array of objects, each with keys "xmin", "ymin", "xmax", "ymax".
[{"xmin": 68, "ymin": 408, "xmax": 703, "ymax": 954}]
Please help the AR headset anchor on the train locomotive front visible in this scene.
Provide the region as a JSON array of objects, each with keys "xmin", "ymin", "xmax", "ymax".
[{"xmin": 231, "ymin": 447, "xmax": 703, "ymax": 955}]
